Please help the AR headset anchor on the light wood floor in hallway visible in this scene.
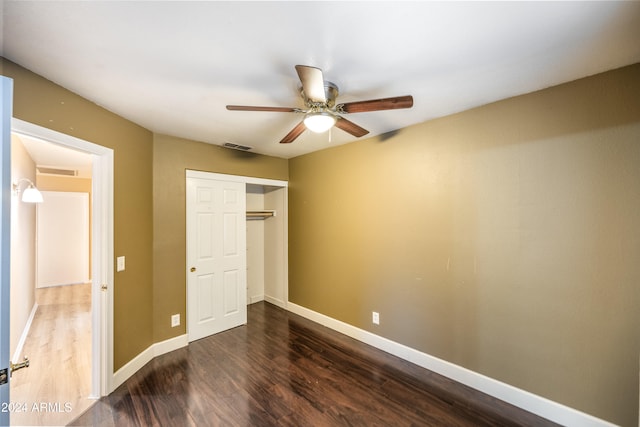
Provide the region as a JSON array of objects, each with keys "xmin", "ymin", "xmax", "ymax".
[{"xmin": 10, "ymin": 283, "xmax": 94, "ymax": 426}]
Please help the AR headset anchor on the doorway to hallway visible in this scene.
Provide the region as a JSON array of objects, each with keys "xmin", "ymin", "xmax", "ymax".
[{"xmin": 8, "ymin": 119, "xmax": 114, "ymax": 425}]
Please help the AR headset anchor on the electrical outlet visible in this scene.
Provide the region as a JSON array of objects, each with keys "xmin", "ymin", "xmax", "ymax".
[
  {"xmin": 171, "ymin": 314, "xmax": 180, "ymax": 327},
  {"xmin": 372, "ymin": 311, "xmax": 380, "ymax": 325}
]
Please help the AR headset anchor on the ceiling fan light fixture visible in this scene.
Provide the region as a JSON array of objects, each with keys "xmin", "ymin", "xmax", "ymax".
[{"xmin": 303, "ymin": 112, "xmax": 336, "ymax": 133}]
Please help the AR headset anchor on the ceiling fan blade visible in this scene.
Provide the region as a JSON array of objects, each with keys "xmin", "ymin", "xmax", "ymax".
[
  {"xmin": 338, "ymin": 95, "xmax": 414, "ymax": 114},
  {"xmin": 226, "ymin": 105, "xmax": 302, "ymax": 113},
  {"xmin": 334, "ymin": 116, "xmax": 369, "ymax": 138},
  {"xmin": 295, "ymin": 65, "xmax": 326, "ymax": 103},
  {"xmin": 280, "ymin": 121, "xmax": 307, "ymax": 144}
]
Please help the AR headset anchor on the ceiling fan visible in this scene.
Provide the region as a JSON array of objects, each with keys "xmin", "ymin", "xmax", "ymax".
[{"xmin": 226, "ymin": 65, "xmax": 414, "ymax": 144}]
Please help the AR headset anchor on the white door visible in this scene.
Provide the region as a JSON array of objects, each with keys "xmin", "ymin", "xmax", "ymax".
[
  {"xmin": 186, "ymin": 176, "xmax": 247, "ymax": 342},
  {"xmin": 1, "ymin": 76, "xmax": 13, "ymax": 426},
  {"xmin": 37, "ymin": 191, "xmax": 89, "ymax": 287}
]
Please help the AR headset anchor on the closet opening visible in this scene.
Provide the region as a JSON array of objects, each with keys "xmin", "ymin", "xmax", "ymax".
[{"xmin": 247, "ymin": 183, "xmax": 287, "ymax": 308}]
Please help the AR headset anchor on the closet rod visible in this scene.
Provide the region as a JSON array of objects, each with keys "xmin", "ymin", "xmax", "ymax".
[{"xmin": 246, "ymin": 210, "xmax": 275, "ymax": 220}]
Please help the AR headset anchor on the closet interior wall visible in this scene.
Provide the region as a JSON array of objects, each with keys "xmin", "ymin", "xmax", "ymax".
[{"xmin": 246, "ymin": 184, "xmax": 287, "ymax": 307}]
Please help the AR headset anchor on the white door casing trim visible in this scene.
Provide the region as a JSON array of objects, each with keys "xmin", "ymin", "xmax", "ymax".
[
  {"xmin": 11, "ymin": 118, "xmax": 114, "ymax": 397},
  {"xmin": 186, "ymin": 170, "xmax": 288, "ymax": 188},
  {"xmin": 185, "ymin": 170, "xmax": 289, "ymax": 308}
]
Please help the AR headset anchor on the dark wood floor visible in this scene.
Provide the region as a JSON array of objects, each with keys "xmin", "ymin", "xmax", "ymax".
[{"xmin": 70, "ymin": 302, "xmax": 559, "ymax": 427}]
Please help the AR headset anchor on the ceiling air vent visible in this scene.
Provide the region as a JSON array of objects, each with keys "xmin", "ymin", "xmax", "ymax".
[
  {"xmin": 223, "ymin": 142, "xmax": 252, "ymax": 151},
  {"xmin": 37, "ymin": 166, "xmax": 78, "ymax": 176}
]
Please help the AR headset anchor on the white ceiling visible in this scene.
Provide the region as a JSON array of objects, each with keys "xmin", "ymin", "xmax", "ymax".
[
  {"xmin": 15, "ymin": 133, "xmax": 93, "ymax": 178},
  {"xmin": 2, "ymin": 1, "xmax": 640, "ymax": 160}
]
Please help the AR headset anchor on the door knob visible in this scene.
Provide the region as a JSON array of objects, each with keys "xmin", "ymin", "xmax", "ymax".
[{"xmin": 190, "ymin": 267, "xmax": 196, "ymax": 272}]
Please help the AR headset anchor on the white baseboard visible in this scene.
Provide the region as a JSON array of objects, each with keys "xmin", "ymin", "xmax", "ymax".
[
  {"xmin": 286, "ymin": 302, "xmax": 616, "ymax": 427},
  {"xmin": 111, "ymin": 333, "xmax": 188, "ymax": 392},
  {"xmin": 153, "ymin": 333, "xmax": 189, "ymax": 358},
  {"xmin": 12, "ymin": 303, "xmax": 38, "ymax": 364},
  {"xmin": 264, "ymin": 295, "xmax": 286, "ymax": 309},
  {"xmin": 249, "ymin": 294, "xmax": 264, "ymax": 304}
]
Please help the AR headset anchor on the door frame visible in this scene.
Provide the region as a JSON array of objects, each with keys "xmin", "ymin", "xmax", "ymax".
[
  {"xmin": 1, "ymin": 76, "xmax": 13, "ymax": 427},
  {"xmin": 185, "ymin": 170, "xmax": 288, "ymax": 337},
  {"xmin": 11, "ymin": 118, "xmax": 114, "ymax": 398}
]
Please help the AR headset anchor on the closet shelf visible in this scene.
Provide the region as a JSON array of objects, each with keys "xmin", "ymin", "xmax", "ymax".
[{"xmin": 246, "ymin": 210, "xmax": 276, "ymax": 220}]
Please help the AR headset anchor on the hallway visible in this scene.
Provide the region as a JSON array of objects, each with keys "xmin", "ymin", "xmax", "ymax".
[{"xmin": 10, "ymin": 283, "xmax": 94, "ymax": 426}]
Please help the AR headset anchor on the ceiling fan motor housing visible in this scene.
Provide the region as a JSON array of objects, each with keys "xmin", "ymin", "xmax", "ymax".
[{"xmin": 301, "ymin": 81, "xmax": 339, "ymax": 109}]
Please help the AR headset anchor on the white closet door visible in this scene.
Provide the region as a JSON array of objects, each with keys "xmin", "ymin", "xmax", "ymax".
[
  {"xmin": 186, "ymin": 177, "xmax": 247, "ymax": 342},
  {"xmin": 37, "ymin": 191, "xmax": 89, "ymax": 288}
]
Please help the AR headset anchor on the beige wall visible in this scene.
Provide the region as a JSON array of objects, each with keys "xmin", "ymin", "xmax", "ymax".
[
  {"xmin": 37, "ymin": 174, "xmax": 92, "ymax": 192},
  {"xmin": 1, "ymin": 57, "xmax": 288, "ymax": 371},
  {"xmin": 2, "ymin": 58, "xmax": 154, "ymax": 370},
  {"xmin": 151, "ymin": 134, "xmax": 287, "ymax": 342},
  {"xmin": 9, "ymin": 135, "xmax": 37, "ymax": 361},
  {"xmin": 289, "ymin": 64, "xmax": 640, "ymax": 426}
]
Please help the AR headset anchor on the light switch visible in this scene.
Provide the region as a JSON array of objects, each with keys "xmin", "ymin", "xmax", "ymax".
[{"xmin": 116, "ymin": 256, "xmax": 125, "ymax": 272}]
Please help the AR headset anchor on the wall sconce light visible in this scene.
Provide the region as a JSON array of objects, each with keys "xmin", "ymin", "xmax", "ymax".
[{"xmin": 12, "ymin": 178, "xmax": 44, "ymax": 203}]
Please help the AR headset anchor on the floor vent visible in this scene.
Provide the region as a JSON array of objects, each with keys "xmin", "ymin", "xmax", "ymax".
[
  {"xmin": 223, "ymin": 142, "xmax": 253, "ymax": 151},
  {"xmin": 37, "ymin": 166, "xmax": 78, "ymax": 176}
]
